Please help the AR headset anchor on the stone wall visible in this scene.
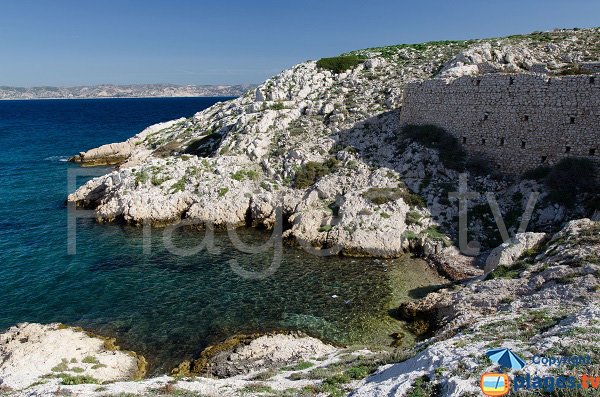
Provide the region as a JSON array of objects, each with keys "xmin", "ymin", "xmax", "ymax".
[{"xmin": 399, "ymin": 73, "xmax": 600, "ymax": 174}]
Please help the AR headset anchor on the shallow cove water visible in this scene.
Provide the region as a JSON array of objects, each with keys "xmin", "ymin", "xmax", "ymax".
[{"xmin": 0, "ymin": 97, "xmax": 444, "ymax": 374}]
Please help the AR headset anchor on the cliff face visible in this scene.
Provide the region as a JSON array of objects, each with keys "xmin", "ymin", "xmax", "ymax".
[{"xmin": 68, "ymin": 28, "xmax": 600, "ymax": 256}]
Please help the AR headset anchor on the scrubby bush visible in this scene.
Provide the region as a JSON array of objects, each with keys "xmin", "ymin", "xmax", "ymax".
[
  {"xmin": 405, "ymin": 210, "xmax": 422, "ymax": 225},
  {"xmin": 400, "ymin": 125, "xmax": 466, "ymax": 170},
  {"xmin": 270, "ymin": 102, "xmax": 285, "ymax": 110},
  {"xmin": 133, "ymin": 170, "xmax": 149, "ymax": 186},
  {"xmin": 231, "ymin": 169, "xmax": 259, "ymax": 182},
  {"xmin": 293, "ymin": 158, "xmax": 339, "ymax": 189},
  {"xmin": 361, "ymin": 187, "xmax": 426, "ymax": 208},
  {"xmin": 316, "ymin": 55, "xmax": 365, "ymax": 73},
  {"xmin": 361, "ymin": 187, "xmax": 403, "ymax": 205}
]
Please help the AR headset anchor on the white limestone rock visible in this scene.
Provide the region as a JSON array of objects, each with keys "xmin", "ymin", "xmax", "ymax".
[
  {"xmin": 0, "ymin": 323, "xmax": 142, "ymax": 390},
  {"xmin": 484, "ymin": 232, "xmax": 547, "ymax": 275}
]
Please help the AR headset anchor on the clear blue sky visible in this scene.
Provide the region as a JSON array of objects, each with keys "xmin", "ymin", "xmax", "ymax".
[{"xmin": 1, "ymin": 0, "xmax": 598, "ymax": 87}]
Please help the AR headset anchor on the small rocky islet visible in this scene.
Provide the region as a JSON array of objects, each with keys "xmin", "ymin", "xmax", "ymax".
[{"xmin": 2, "ymin": 28, "xmax": 600, "ymax": 396}]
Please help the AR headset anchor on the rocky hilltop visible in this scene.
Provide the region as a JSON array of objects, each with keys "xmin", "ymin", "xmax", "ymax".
[
  {"xmin": 69, "ymin": 27, "xmax": 600, "ymax": 259},
  {"xmin": 0, "ymin": 84, "xmax": 255, "ymax": 100}
]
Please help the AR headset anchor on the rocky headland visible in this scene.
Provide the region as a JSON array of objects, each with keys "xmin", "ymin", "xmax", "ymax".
[{"xmin": 2, "ymin": 28, "xmax": 599, "ymax": 396}]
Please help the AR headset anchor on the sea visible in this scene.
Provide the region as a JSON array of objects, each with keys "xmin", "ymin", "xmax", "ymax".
[{"xmin": 0, "ymin": 97, "xmax": 443, "ymax": 373}]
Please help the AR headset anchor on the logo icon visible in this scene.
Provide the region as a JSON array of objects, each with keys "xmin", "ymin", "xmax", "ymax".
[
  {"xmin": 485, "ymin": 348, "xmax": 526, "ymax": 370},
  {"xmin": 480, "ymin": 373, "xmax": 510, "ymax": 396}
]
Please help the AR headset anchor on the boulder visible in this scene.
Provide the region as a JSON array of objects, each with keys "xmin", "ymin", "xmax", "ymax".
[{"xmin": 484, "ymin": 232, "xmax": 547, "ymax": 275}]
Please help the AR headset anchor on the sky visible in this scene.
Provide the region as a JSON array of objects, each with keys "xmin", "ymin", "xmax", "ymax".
[{"xmin": 0, "ymin": 0, "xmax": 599, "ymax": 87}]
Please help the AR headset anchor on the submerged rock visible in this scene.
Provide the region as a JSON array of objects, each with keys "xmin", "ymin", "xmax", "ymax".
[{"xmin": 177, "ymin": 332, "xmax": 337, "ymax": 378}]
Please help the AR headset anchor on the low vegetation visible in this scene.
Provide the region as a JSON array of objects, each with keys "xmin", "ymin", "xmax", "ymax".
[
  {"xmin": 361, "ymin": 187, "xmax": 426, "ymax": 208},
  {"xmin": 231, "ymin": 169, "xmax": 259, "ymax": 182},
  {"xmin": 316, "ymin": 55, "xmax": 366, "ymax": 73},
  {"xmin": 293, "ymin": 158, "xmax": 339, "ymax": 189}
]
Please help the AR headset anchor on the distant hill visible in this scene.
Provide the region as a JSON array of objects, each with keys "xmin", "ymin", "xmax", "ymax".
[{"xmin": 0, "ymin": 84, "xmax": 256, "ymax": 99}]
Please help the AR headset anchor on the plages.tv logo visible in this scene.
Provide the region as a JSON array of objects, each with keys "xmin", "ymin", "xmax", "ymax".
[
  {"xmin": 480, "ymin": 373, "xmax": 510, "ymax": 396},
  {"xmin": 480, "ymin": 348, "xmax": 526, "ymax": 396},
  {"xmin": 480, "ymin": 347, "xmax": 599, "ymax": 395}
]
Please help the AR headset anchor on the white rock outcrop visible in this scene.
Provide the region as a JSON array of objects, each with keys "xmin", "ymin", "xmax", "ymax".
[
  {"xmin": 0, "ymin": 323, "xmax": 143, "ymax": 390},
  {"xmin": 484, "ymin": 232, "xmax": 547, "ymax": 275}
]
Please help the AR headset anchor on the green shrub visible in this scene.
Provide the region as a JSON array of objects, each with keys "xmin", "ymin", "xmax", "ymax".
[
  {"xmin": 345, "ymin": 365, "xmax": 372, "ymax": 379},
  {"xmin": 285, "ymin": 361, "xmax": 314, "ymax": 371},
  {"xmin": 402, "ymin": 230, "xmax": 418, "ymax": 240},
  {"xmin": 361, "ymin": 187, "xmax": 403, "ymax": 205},
  {"xmin": 170, "ymin": 176, "xmax": 187, "ymax": 193},
  {"xmin": 318, "ymin": 373, "xmax": 351, "ymax": 397},
  {"xmin": 56, "ymin": 373, "xmax": 99, "ymax": 385},
  {"xmin": 405, "ymin": 375, "xmax": 442, "ymax": 397},
  {"xmin": 487, "ymin": 261, "xmax": 528, "ymax": 280},
  {"xmin": 316, "ymin": 55, "xmax": 365, "ymax": 73},
  {"xmin": 319, "ymin": 225, "xmax": 333, "ymax": 233},
  {"xmin": 401, "ymin": 125, "xmax": 466, "ymax": 170},
  {"xmin": 133, "ymin": 170, "xmax": 149, "ymax": 186},
  {"xmin": 240, "ymin": 383, "xmax": 274, "ymax": 394},
  {"xmin": 270, "ymin": 101, "xmax": 285, "ymax": 110},
  {"xmin": 293, "ymin": 158, "xmax": 339, "ymax": 189},
  {"xmin": 231, "ymin": 169, "xmax": 259, "ymax": 182},
  {"xmin": 362, "ymin": 187, "xmax": 426, "ymax": 208},
  {"xmin": 82, "ymin": 356, "xmax": 99, "ymax": 364},
  {"xmin": 151, "ymin": 173, "xmax": 168, "ymax": 186},
  {"xmin": 218, "ymin": 187, "xmax": 229, "ymax": 197},
  {"xmin": 406, "ymin": 211, "xmax": 422, "ymax": 225},
  {"xmin": 51, "ymin": 359, "xmax": 69, "ymax": 372}
]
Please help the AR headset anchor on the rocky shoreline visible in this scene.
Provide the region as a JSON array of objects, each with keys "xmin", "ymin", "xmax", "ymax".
[
  {"xmin": 1, "ymin": 218, "xmax": 597, "ymax": 396},
  {"xmin": 3, "ymin": 28, "xmax": 599, "ymax": 396}
]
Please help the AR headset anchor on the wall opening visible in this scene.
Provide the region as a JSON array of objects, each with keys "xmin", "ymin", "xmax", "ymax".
[
  {"xmin": 481, "ymin": 138, "xmax": 486, "ymax": 145},
  {"xmin": 476, "ymin": 79, "xmax": 481, "ymax": 86},
  {"xmin": 570, "ymin": 116, "xmax": 575, "ymax": 124},
  {"xmin": 500, "ymin": 137, "xmax": 505, "ymax": 146},
  {"xmin": 509, "ymin": 77, "xmax": 514, "ymax": 85},
  {"xmin": 541, "ymin": 156, "xmax": 547, "ymax": 163},
  {"xmin": 483, "ymin": 113, "xmax": 489, "ymax": 121},
  {"xmin": 462, "ymin": 137, "xmax": 467, "ymax": 144},
  {"xmin": 521, "ymin": 141, "xmax": 526, "ymax": 148},
  {"xmin": 522, "ymin": 115, "xmax": 529, "ymax": 122},
  {"xmin": 591, "ymin": 76, "xmax": 596, "ymax": 84},
  {"xmin": 590, "ymin": 148, "xmax": 597, "ymax": 156},
  {"xmin": 565, "ymin": 146, "xmax": 571, "ymax": 154}
]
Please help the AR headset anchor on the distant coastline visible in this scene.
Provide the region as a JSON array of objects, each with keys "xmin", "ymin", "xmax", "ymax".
[{"xmin": 0, "ymin": 83, "xmax": 256, "ymax": 100}]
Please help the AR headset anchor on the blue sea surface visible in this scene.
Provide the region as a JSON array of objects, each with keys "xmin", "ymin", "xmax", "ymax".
[{"xmin": 0, "ymin": 97, "xmax": 442, "ymax": 373}]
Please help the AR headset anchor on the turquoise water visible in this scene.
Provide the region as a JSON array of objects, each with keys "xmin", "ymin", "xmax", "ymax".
[{"xmin": 0, "ymin": 98, "xmax": 443, "ymax": 374}]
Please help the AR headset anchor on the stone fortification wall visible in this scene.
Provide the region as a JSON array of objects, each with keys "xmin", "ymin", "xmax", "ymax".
[{"xmin": 400, "ymin": 73, "xmax": 599, "ymax": 173}]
